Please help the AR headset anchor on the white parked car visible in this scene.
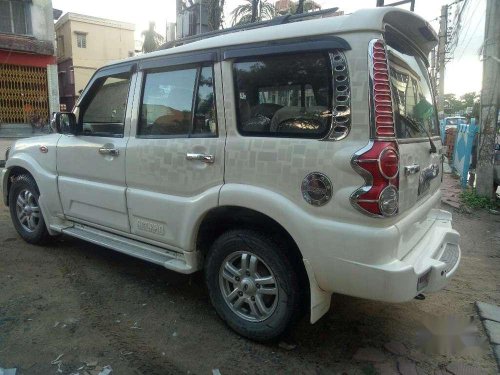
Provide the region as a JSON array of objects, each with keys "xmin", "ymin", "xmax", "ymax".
[{"xmin": 1, "ymin": 7, "xmax": 460, "ymax": 341}]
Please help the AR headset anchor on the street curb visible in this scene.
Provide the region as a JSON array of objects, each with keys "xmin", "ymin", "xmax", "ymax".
[{"xmin": 475, "ymin": 301, "xmax": 500, "ymax": 372}]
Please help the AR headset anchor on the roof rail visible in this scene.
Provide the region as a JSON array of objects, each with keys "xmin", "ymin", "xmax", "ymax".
[{"xmin": 159, "ymin": 7, "xmax": 340, "ymax": 50}]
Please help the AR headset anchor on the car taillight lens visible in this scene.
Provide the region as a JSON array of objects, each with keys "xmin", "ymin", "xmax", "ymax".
[
  {"xmin": 379, "ymin": 147, "xmax": 399, "ymax": 179},
  {"xmin": 350, "ymin": 39, "xmax": 399, "ymax": 218}
]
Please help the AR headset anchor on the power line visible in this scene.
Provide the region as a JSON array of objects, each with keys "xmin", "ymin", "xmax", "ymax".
[
  {"xmin": 455, "ymin": 0, "xmax": 482, "ymax": 45},
  {"xmin": 456, "ymin": 14, "xmax": 484, "ymax": 61}
]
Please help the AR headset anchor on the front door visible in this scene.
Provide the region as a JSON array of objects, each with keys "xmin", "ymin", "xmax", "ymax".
[
  {"xmin": 125, "ymin": 59, "xmax": 225, "ymax": 250},
  {"xmin": 57, "ymin": 65, "xmax": 136, "ymax": 233}
]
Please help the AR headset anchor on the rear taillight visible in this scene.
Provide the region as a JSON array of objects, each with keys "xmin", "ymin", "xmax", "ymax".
[{"xmin": 350, "ymin": 39, "xmax": 399, "ymax": 218}]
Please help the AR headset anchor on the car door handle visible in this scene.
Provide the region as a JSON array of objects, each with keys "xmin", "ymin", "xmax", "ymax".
[
  {"xmin": 98, "ymin": 147, "xmax": 119, "ymax": 156},
  {"xmin": 404, "ymin": 164, "xmax": 420, "ymax": 176},
  {"xmin": 186, "ymin": 153, "xmax": 214, "ymax": 164}
]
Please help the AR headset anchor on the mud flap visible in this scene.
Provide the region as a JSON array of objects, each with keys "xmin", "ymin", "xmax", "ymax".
[{"xmin": 303, "ymin": 258, "xmax": 331, "ymax": 323}]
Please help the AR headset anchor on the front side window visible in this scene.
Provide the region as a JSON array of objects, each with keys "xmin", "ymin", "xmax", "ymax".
[
  {"xmin": 233, "ymin": 53, "xmax": 331, "ymax": 138},
  {"xmin": 80, "ymin": 72, "xmax": 131, "ymax": 137},
  {"xmin": 76, "ymin": 33, "xmax": 87, "ymax": 48},
  {"xmin": 0, "ymin": 1, "xmax": 31, "ymax": 35},
  {"xmin": 138, "ymin": 65, "xmax": 217, "ymax": 138}
]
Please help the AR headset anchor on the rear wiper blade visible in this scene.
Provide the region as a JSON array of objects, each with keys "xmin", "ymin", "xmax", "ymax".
[{"xmin": 404, "ymin": 116, "xmax": 437, "ymax": 154}]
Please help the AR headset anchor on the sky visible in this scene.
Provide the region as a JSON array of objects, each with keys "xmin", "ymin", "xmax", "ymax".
[{"xmin": 51, "ymin": 0, "xmax": 486, "ymax": 96}]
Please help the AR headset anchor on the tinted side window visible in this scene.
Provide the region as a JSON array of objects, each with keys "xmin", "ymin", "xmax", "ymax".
[
  {"xmin": 138, "ymin": 66, "xmax": 217, "ymax": 138},
  {"xmin": 81, "ymin": 72, "xmax": 131, "ymax": 137},
  {"xmin": 193, "ymin": 66, "xmax": 217, "ymax": 136},
  {"xmin": 139, "ymin": 68, "xmax": 196, "ymax": 137},
  {"xmin": 233, "ymin": 53, "xmax": 331, "ymax": 138}
]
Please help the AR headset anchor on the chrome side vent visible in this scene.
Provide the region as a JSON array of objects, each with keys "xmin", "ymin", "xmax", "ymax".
[{"xmin": 323, "ymin": 50, "xmax": 351, "ymax": 141}]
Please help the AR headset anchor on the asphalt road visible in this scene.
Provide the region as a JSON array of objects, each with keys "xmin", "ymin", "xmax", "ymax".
[{"xmin": 0, "ymin": 203, "xmax": 499, "ymax": 374}]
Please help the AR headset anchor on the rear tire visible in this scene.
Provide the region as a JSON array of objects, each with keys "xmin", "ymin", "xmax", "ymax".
[
  {"xmin": 205, "ymin": 229, "xmax": 301, "ymax": 341},
  {"xmin": 9, "ymin": 174, "xmax": 51, "ymax": 244}
]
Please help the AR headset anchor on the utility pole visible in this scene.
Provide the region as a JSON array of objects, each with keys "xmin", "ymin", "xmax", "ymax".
[
  {"xmin": 436, "ymin": 5, "xmax": 448, "ymax": 116},
  {"xmin": 430, "ymin": 47, "xmax": 437, "ymax": 95},
  {"xmin": 476, "ymin": 0, "xmax": 500, "ymax": 198}
]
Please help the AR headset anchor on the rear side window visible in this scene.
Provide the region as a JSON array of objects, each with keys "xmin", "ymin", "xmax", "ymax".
[
  {"xmin": 233, "ymin": 53, "xmax": 331, "ymax": 138},
  {"xmin": 138, "ymin": 65, "xmax": 217, "ymax": 138}
]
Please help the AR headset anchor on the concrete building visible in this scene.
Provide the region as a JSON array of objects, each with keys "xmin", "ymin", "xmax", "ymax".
[
  {"xmin": 0, "ymin": 0, "xmax": 59, "ymax": 128},
  {"xmin": 55, "ymin": 13, "xmax": 134, "ymax": 110}
]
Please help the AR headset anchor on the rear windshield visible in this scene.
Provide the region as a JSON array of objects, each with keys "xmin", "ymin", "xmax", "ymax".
[{"xmin": 386, "ymin": 45, "xmax": 439, "ymax": 139}]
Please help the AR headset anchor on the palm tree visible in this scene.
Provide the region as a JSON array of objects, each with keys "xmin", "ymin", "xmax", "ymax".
[
  {"xmin": 141, "ymin": 22, "xmax": 165, "ymax": 53},
  {"xmin": 231, "ymin": 0, "xmax": 275, "ymax": 26}
]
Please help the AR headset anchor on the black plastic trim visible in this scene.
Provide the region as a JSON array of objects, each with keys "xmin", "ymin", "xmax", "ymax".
[
  {"xmin": 223, "ymin": 36, "xmax": 351, "ymax": 60},
  {"xmin": 138, "ymin": 51, "xmax": 217, "ymax": 71}
]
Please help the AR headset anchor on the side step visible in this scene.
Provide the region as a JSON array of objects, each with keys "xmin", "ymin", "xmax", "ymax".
[{"xmin": 62, "ymin": 224, "xmax": 196, "ymax": 274}]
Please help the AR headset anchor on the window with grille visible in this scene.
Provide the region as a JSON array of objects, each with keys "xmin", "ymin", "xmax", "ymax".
[
  {"xmin": 57, "ymin": 35, "xmax": 64, "ymax": 57},
  {"xmin": 0, "ymin": 1, "xmax": 31, "ymax": 35},
  {"xmin": 76, "ymin": 33, "xmax": 87, "ymax": 48}
]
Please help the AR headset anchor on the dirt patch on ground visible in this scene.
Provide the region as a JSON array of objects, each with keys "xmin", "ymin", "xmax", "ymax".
[{"xmin": 0, "ymin": 203, "xmax": 498, "ymax": 374}]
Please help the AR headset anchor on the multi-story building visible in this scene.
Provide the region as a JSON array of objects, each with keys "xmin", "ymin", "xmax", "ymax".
[
  {"xmin": 55, "ymin": 13, "xmax": 134, "ymax": 110},
  {"xmin": 0, "ymin": 0, "xmax": 59, "ymax": 127}
]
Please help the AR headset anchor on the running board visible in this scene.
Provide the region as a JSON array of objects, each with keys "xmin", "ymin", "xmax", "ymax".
[{"xmin": 62, "ymin": 225, "xmax": 196, "ymax": 274}]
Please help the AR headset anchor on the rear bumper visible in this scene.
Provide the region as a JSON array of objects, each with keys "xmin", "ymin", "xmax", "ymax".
[{"xmin": 312, "ymin": 208, "xmax": 460, "ymax": 303}]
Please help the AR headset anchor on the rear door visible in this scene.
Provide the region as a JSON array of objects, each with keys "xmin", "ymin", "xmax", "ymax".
[
  {"xmin": 125, "ymin": 54, "xmax": 225, "ymax": 250},
  {"xmin": 385, "ymin": 38, "xmax": 443, "ymax": 214}
]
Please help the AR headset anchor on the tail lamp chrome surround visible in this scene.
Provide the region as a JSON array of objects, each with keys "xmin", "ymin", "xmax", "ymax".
[
  {"xmin": 322, "ymin": 50, "xmax": 351, "ymax": 141},
  {"xmin": 349, "ymin": 39, "xmax": 399, "ymax": 218},
  {"xmin": 368, "ymin": 39, "xmax": 396, "ymax": 140}
]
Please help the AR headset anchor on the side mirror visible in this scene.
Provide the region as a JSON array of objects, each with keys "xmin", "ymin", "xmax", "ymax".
[{"xmin": 51, "ymin": 112, "xmax": 77, "ymax": 135}]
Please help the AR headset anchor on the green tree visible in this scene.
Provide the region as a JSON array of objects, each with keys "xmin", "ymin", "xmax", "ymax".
[
  {"xmin": 460, "ymin": 91, "xmax": 480, "ymax": 118},
  {"xmin": 206, "ymin": 0, "xmax": 225, "ymax": 31},
  {"xmin": 443, "ymin": 93, "xmax": 462, "ymax": 115},
  {"xmin": 141, "ymin": 22, "xmax": 165, "ymax": 53},
  {"xmin": 231, "ymin": 0, "xmax": 275, "ymax": 26}
]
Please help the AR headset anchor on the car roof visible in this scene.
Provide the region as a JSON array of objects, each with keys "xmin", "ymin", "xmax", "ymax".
[{"xmin": 102, "ymin": 7, "xmax": 435, "ymax": 70}]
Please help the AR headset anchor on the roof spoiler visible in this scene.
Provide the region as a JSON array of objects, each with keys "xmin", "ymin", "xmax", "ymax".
[{"xmin": 382, "ymin": 9, "xmax": 438, "ymax": 56}]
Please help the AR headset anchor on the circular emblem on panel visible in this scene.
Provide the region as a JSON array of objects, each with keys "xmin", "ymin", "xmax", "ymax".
[{"xmin": 301, "ymin": 172, "xmax": 332, "ymax": 207}]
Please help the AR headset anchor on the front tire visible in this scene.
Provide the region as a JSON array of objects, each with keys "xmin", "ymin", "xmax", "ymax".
[
  {"xmin": 205, "ymin": 229, "xmax": 301, "ymax": 341},
  {"xmin": 9, "ymin": 174, "xmax": 51, "ymax": 244}
]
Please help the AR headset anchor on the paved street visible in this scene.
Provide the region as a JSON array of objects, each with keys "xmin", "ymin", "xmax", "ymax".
[{"xmin": 0, "ymin": 202, "xmax": 499, "ymax": 374}]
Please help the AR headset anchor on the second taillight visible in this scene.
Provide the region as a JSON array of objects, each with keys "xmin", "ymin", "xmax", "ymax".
[{"xmin": 350, "ymin": 39, "xmax": 399, "ymax": 218}]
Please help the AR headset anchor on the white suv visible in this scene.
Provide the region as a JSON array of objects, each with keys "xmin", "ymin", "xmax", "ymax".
[{"xmin": 1, "ymin": 8, "xmax": 460, "ymax": 341}]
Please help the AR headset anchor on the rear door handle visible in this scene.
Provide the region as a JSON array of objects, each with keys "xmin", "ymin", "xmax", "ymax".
[
  {"xmin": 98, "ymin": 147, "xmax": 119, "ymax": 156},
  {"xmin": 186, "ymin": 153, "xmax": 214, "ymax": 164}
]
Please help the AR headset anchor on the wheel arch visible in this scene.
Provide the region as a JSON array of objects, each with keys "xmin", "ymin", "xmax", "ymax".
[
  {"xmin": 3, "ymin": 166, "xmax": 36, "ymax": 206},
  {"xmin": 196, "ymin": 204, "xmax": 331, "ymax": 323}
]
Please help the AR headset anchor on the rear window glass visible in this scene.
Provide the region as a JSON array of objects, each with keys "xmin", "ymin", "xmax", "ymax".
[
  {"xmin": 233, "ymin": 53, "xmax": 331, "ymax": 138},
  {"xmin": 387, "ymin": 46, "xmax": 439, "ymax": 139}
]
